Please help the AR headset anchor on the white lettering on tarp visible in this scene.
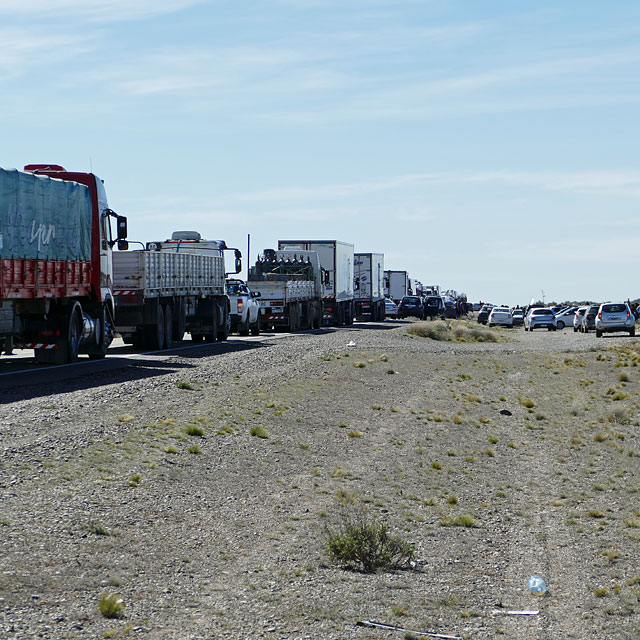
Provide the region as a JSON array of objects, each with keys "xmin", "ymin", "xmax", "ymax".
[
  {"xmin": 2, "ymin": 203, "xmax": 81, "ymax": 258},
  {"xmin": 30, "ymin": 221, "xmax": 56, "ymax": 252}
]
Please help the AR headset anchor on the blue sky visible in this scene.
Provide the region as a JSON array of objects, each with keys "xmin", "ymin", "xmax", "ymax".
[{"xmin": 2, "ymin": 0, "xmax": 640, "ymax": 305}]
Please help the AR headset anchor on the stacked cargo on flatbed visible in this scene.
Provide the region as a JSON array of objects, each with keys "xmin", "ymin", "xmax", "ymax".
[
  {"xmin": 248, "ymin": 249, "xmax": 322, "ymax": 331},
  {"xmin": 277, "ymin": 240, "xmax": 355, "ymax": 325}
]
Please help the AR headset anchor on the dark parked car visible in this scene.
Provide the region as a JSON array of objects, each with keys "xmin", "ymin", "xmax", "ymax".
[
  {"xmin": 442, "ymin": 298, "xmax": 458, "ymax": 318},
  {"xmin": 511, "ymin": 309, "xmax": 525, "ymax": 326},
  {"xmin": 397, "ymin": 296, "xmax": 425, "ymax": 319},
  {"xmin": 424, "ymin": 296, "xmax": 444, "ymax": 319},
  {"xmin": 581, "ymin": 304, "xmax": 600, "ymax": 333},
  {"xmin": 477, "ymin": 304, "xmax": 492, "ymax": 325}
]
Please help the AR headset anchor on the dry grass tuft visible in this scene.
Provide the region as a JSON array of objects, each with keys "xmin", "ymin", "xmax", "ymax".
[{"xmin": 407, "ymin": 320, "xmax": 502, "ymax": 342}]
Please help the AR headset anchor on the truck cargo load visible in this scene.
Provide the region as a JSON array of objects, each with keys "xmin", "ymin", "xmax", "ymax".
[
  {"xmin": 248, "ymin": 249, "xmax": 322, "ymax": 331},
  {"xmin": 0, "ymin": 168, "xmax": 91, "ymax": 264},
  {"xmin": 277, "ymin": 240, "xmax": 354, "ymax": 325}
]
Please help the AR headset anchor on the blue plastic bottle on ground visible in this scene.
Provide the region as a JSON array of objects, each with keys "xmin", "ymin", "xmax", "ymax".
[{"xmin": 527, "ymin": 575, "xmax": 547, "ymax": 595}]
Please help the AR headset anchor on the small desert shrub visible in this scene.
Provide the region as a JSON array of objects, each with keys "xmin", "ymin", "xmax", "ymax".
[
  {"xmin": 326, "ymin": 515, "xmax": 415, "ymax": 572},
  {"xmin": 164, "ymin": 445, "xmax": 179, "ymax": 454},
  {"xmin": 117, "ymin": 414, "xmax": 134, "ymax": 423},
  {"xmin": 353, "ymin": 361, "xmax": 366, "ymax": 368},
  {"xmin": 127, "ymin": 473, "xmax": 141, "ymax": 487},
  {"xmin": 594, "ymin": 586, "xmax": 609, "ymax": 597},
  {"xmin": 439, "ymin": 514, "xmax": 477, "ymax": 528},
  {"xmin": 603, "ymin": 548, "xmax": 620, "ymax": 563},
  {"xmin": 98, "ymin": 594, "xmax": 125, "ymax": 619},
  {"xmin": 88, "ymin": 522, "xmax": 111, "ymax": 536},
  {"xmin": 188, "ymin": 444, "xmax": 201, "ymax": 454},
  {"xmin": 519, "ymin": 396, "xmax": 535, "ymax": 409},
  {"xmin": 250, "ymin": 426, "xmax": 269, "ymax": 439},
  {"xmin": 176, "ymin": 381, "xmax": 194, "ymax": 390},
  {"xmin": 408, "ymin": 321, "xmax": 500, "ymax": 343},
  {"xmin": 612, "ymin": 392, "xmax": 628, "ymax": 401},
  {"xmin": 606, "ymin": 407, "xmax": 630, "ymax": 424},
  {"xmin": 184, "ymin": 424, "xmax": 205, "ymax": 437},
  {"xmin": 431, "ymin": 461, "xmax": 442, "ymax": 470},
  {"xmin": 347, "ymin": 430, "xmax": 363, "ymax": 438}
]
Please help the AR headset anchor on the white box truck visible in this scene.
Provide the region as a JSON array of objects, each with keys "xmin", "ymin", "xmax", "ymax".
[
  {"xmin": 278, "ymin": 240, "xmax": 354, "ymax": 325},
  {"xmin": 384, "ymin": 270, "xmax": 410, "ymax": 304},
  {"xmin": 354, "ymin": 252, "xmax": 385, "ymax": 321}
]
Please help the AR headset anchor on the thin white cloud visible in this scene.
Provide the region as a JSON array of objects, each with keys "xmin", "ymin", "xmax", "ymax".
[
  {"xmin": 220, "ymin": 170, "xmax": 640, "ymax": 205},
  {"xmin": 0, "ymin": 28, "xmax": 94, "ymax": 79},
  {"xmin": 0, "ymin": 0, "xmax": 207, "ymax": 23}
]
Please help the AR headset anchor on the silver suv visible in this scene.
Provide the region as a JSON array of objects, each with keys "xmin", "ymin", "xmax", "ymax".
[{"xmin": 595, "ymin": 302, "xmax": 636, "ymax": 338}]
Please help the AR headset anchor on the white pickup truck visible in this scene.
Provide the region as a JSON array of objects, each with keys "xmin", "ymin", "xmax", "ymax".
[{"xmin": 226, "ymin": 279, "xmax": 261, "ymax": 336}]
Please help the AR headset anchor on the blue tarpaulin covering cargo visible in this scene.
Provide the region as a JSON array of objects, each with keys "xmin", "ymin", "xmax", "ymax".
[{"xmin": 0, "ymin": 168, "xmax": 92, "ymax": 262}]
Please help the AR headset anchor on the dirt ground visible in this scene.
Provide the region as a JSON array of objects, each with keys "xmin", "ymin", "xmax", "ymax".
[{"xmin": 1, "ymin": 321, "xmax": 639, "ymax": 639}]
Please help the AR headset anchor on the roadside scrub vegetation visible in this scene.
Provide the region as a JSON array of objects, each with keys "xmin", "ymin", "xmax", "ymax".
[
  {"xmin": 326, "ymin": 507, "xmax": 416, "ymax": 573},
  {"xmin": 407, "ymin": 319, "xmax": 502, "ymax": 342}
]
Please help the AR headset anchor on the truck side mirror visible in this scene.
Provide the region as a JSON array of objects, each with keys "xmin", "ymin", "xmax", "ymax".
[
  {"xmin": 117, "ymin": 240, "xmax": 129, "ymax": 251},
  {"xmin": 117, "ymin": 216, "xmax": 128, "ymax": 241},
  {"xmin": 252, "ymin": 291, "xmax": 261, "ymax": 298},
  {"xmin": 234, "ymin": 249, "xmax": 242, "ymax": 274}
]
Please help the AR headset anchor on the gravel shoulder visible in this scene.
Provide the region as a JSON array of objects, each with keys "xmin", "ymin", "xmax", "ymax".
[{"xmin": 1, "ymin": 321, "xmax": 639, "ymax": 639}]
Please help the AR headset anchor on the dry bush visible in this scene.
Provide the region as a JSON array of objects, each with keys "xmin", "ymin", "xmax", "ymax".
[
  {"xmin": 408, "ymin": 320, "xmax": 501, "ymax": 343},
  {"xmin": 326, "ymin": 511, "xmax": 415, "ymax": 573}
]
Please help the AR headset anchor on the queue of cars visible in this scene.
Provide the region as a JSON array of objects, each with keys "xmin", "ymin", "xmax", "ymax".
[
  {"xmin": 392, "ymin": 293, "xmax": 455, "ymax": 320},
  {"xmin": 477, "ymin": 301, "xmax": 638, "ymax": 338}
]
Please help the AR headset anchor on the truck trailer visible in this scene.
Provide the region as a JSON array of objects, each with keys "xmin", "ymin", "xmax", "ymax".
[
  {"xmin": 278, "ymin": 240, "xmax": 354, "ymax": 326},
  {"xmin": 0, "ymin": 164, "xmax": 127, "ymax": 363},
  {"xmin": 384, "ymin": 270, "xmax": 410, "ymax": 304},
  {"xmin": 248, "ymin": 249, "xmax": 322, "ymax": 332},
  {"xmin": 113, "ymin": 231, "xmax": 241, "ymax": 349},
  {"xmin": 354, "ymin": 252, "xmax": 385, "ymax": 321}
]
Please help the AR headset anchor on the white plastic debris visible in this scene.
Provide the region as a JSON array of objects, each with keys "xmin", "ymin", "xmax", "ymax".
[{"xmin": 492, "ymin": 610, "xmax": 540, "ymax": 616}]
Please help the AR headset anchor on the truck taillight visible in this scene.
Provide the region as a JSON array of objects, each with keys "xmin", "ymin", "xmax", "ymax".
[
  {"xmin": 237, "ymin": 300, "xmax": 243, "ymax": 311},
  {"xmin": 598, "ymin": 312, "xmax": 602, "ymax": 319},
  {"xmin": 40, "ymin": 329, "xmax": 60, "ymax": 338}
]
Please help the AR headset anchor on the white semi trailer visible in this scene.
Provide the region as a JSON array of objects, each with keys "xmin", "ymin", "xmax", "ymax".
[{"xmin": 354, "ymin": 252, "xmax": 385, "ymax": 321}]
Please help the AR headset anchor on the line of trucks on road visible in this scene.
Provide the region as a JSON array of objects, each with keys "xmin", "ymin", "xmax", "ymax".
[{"xmin": 0, "ymin": 164, "xmax": 438, "ymax": 364}]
